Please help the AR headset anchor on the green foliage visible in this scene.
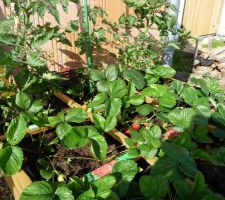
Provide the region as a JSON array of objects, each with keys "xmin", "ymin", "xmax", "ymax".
[
  {"xmin": 20, "ymin": 181, "xmax": 74, "ymax": 200},
  {"xmin": 140, "ymin": 175, "xmax": 169, "ymax": 200},
  {"xmin": 0, "ymin": 0, "xmax": 79, "ymax": 92},
  {"xmin": 0, "ymin": 146, "xmax": 23, "ymax": 175},
  {"xmin": 6, "ymin": 116, "xmax": 27, "ymax": 145},
  {"xmin": 0, "ymin": 1, "xmax": 224, "ymax": 200}
]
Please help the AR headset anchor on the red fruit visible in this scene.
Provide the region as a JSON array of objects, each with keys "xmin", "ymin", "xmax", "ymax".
[
  {"xmin": 162, "ymin": 129, "xmax": 180, "ymax": 140},
  {"xmin": 124, "ymin": 128, "xmax": 131, "ymax": 136},
  {"xmin": 131, "ymin": 123, "xmax": 141, "ymax": 131}
]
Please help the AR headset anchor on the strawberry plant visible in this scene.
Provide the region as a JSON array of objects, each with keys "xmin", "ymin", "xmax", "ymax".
[{"xmin": 0, "ymin": 0, "xmax": 225, "ymax": 199}]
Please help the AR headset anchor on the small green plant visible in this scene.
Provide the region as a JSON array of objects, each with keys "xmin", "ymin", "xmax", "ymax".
[{"xmin": 202, "ymin": 38, "xmax": 225, "ymax": 49}]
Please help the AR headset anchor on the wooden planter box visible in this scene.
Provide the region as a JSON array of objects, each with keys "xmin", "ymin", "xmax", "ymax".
[{"xmin": 2, "ymin": 91, "xmax": 217, "ymax": 199}]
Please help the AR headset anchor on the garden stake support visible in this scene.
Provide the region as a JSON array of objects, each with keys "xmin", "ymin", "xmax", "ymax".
[
  {"xmin": 83, "ymin": 0, "xmax": 95, "ymax": 93},
  {"xmin": 84, "ymin": 0, "xmax": 93, "ymax": 68}
]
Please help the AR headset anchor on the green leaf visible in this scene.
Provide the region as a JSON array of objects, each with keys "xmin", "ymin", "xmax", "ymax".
[
  {"xmin": 151, "ymin": 157, "xmax": 182, "ymax": 182},
  {"xmin": 28, "ymin": 100, "xmax": 43, "ymax": 113},
  {"xmin": 161, "ymin": 142, "xmax": 188, "ymax": 161},
  {"xmin": 191, "ymin": 126, "xmax": 213, "ymax": 143},
  {"xmin": 0, "ymin": 18, "xmax": 14, "ymax": 33},
  {"xmin": 168, "ymin": 42, "xmax": 179, "ymax": 49},
  {"xmin": 91, "ymin": 135, "xmax": 107, "ymax": 161},
  {"xmin": 149, "ymin": 125, "xmax": 162, "ymax": 139},
  {"xmin": 173, "ymin": 180, "xmax": 191, "ymax": 200},
  {"xmin": 123, "ymin": 69, "xmax": 145, "ymax": 90},
  {"xmin": 62, "ymin": 126, "xmax": 89, "ymax": 149},
  {"xmin": 40, "ymin": 169, "xmax": 54, "ymax": 181},
  {"xmin": 0, "ymin": 146, "xmax": 23, "ymax": 175},
  {"xmin": 171, "ymin": 80, "xmax": 184, "ymax": 95},
  {"xmin": 6, "ymin": 116, "xmax": 27, "ymax": 145},
  {"xmin": 27, "ymin": 52, "xmax": 46, "ymax": 67},
  {"xmin": 218, "ymin": 104, "xmax": 225, "ymax": 119},
  {"xmin": 87, "ymin": 126, "xmax": 99, "ymax": 138},
  {"xmin": 211, "ymin": 112, "xmax": 225, "ymax": 127},
  {"xmin": 105, "ymin": 64, "xmax": 118, "ymax": 81},
  {"xmin": 55, "ymin": 186, "xmax": 74, "ymax": 200},
  {"xmin": 192, "ymin": 149, "xmax": 212, "ymax": 161},
  {"xmin": 90, "ymin": 69, "xmax": 105, "ymax": 81},
  {"xmin": 193, "ymin": 172, "xmax": 206, "ymax": 194},
  {"xmin": 142, "ymin": 84, "xmax": 167, "ymax": 97},
  {"xmin": 139, "ymin": 175, "xmax": 169, "ymax": 199},
  {"xmin": 97, "ymin": 80, "xmax": 108, "ymax": 92},
  {"xmin": 32, "ymin": 29, "xmax": 54, "ymax": 47},
  {"xmin": 180, "ymin": 87, "xmax": 199, "ymax": 106},
  {"xmin": 190, "ymin": 77, "xmax": 209, "ymax": 95},
  {"xmin": 136, "ymin": 104, "xmax": 154, "ymax": 116},
  {"xmin": 112, "ymin": 160, "xmax": 138, "ymax": 198},
  {"xmin": 144, "ymin": 134, "xmax": 161, "ymax": 149},
  {"xmin": 77, "ymin": 190, "xmax": 95, "ymax": 200},
  {"xmin": 104, "ymin": 98, "xmax": 121, "ymax": 131},
  {"xmin": 156, "ymin": 66, "xmax": 176, "ymax": 78},
  {"xmin": 20, "ymin": 181, "xmax": 53, "ymax": 200},
  {"xmin": 162, "ymin": 142, "xmax": 198, "ymax": 177},
  {"xmin": 104, "ymin": 115, "xmax": 117, "ymax": 132},
  {"xmin": 127, "ymin": 148, "xmax": 140, "ymax": 158},
  {"xmin": 66, "ymin": 20, "xmax": 79, "ymax": 32},
  {"xmin": 56, "ymin": 123, "xmax": 73, "ymax": 140},
  {"xmin": 159, "ymin": 92, "xmax": 176, "ymax": 108},
  {"xmin": 168, "ymin": 108, "xmax": 195, "ymax": 129},
  {"xmin": 49, "ymin": 7, "xmax": 60, "ymax": 24},
  {"xmin": 145, "ymin": 74, "xmax": 159, "ymax": 85},
  {"xmin": 16, "ymin": 92, "xmax": 31, "ymax": 110},
  {"xmin": 108, "ymin": 79, "xmax": 128, "ymax": 98},
  {"xmin": 65, "ymin": 108, "xmax": 87, "ymax": 123},
  {"xmin": 195, "ymin": 105, "xmax": 211, "ymax": 118},
  {"xmin": 211, "ymin": 147, "xmax": 225, "ymax": 166},
  {"xmin": 130, "ymin": 95, "xmax": 145, "ymax": 106},
  {"xmin": 89, "ymin": 93, "xmax": 108, "ymax": 108},
  {"xmin": 93, "ymin": 113, "xmax": 106, "ymax": 131},
  {"xmin": 48, "ymin": 112, "xmax": 64, "ymax": 126},
  {"xmin": 92, "ymin": 175, "xmax": 117, "ymax": 196},
  {"xmin": 106, "ymin": 98, "xmax": 122, "ymax": 117},
  {"xmin": 135, "ymin": 0, "xmax": 147, "ymax": 7},
  {"xmin": 113, "ymin": 160, "xmax": 138, "ymax": 182}
]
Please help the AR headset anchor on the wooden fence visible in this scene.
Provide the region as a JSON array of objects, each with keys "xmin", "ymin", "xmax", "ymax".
[
  {"xmin": 0, "ymin": 0, "xmax": 224, "ymax": 72},
  {"xmin": 182, "ymin": 0, "xmax": 224, "ymax": 35}
]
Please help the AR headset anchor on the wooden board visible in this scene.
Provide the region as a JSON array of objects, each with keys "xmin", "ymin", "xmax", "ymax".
[
  {"xmin": 182, "ymin": 0, "xmax": 224, "ymax": 35},
  {"xmin": 3, "ymin": 171, "xmax": 32, "ymax": 200}
]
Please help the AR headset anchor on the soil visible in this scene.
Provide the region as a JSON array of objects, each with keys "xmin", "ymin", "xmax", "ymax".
[
  {"xmin": 22, "ymin": 131, "xmax": 125, "ymax": 181},
  {"xmin": 197, "ymin": 160, "xmax": 225, "ymax": 196},
  {"xmin": 0, "ymin": 174, "xmax": 14, "ymax": 200}
]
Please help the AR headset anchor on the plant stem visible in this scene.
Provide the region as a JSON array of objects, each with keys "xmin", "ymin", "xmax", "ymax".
[{"xmin": 50, "ymin": 155, "xmax": 97, "ymax": 161}]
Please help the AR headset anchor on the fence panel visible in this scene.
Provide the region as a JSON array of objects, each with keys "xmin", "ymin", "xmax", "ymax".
[{"xmin": 182, "ymin": 0, "xmax": 224, "ymax": 35}]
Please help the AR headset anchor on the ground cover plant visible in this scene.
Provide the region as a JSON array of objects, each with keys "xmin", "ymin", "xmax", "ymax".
[{"xmin": 0, "ymin": 0, "xmax": 225, "ymax": 199}]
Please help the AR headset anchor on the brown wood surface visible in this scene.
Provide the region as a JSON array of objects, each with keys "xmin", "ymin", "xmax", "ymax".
[{"xmin": 3, "ymin": 171, "xmax": 32, "ymax": 200}]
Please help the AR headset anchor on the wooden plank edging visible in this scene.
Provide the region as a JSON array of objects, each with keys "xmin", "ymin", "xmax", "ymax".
[{"xmin": 3, "ymin": 170, "xmax": 32, "ymax": 200}]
